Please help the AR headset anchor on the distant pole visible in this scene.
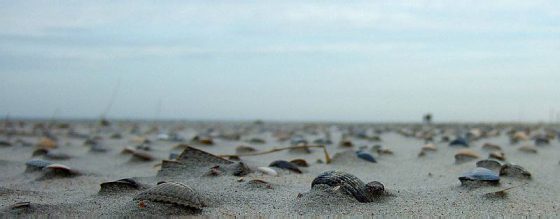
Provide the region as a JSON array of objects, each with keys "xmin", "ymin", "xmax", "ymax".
[{"xmin": 101, "ymin": 77, "xmax": 121, "ymax": 119}]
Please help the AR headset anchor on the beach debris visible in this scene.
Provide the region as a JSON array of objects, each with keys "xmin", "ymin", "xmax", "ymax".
[
  {"xmin": 269, "ymin": 160, "xmax": 302, "ymax": 173},
  {"xmin": 454, "ymin": 149, "xmax": 480, "ymax": 163},
  {"xmin": 339, "ymin": 138, "xmax": 353, "ymax": 148},
  {"xmin": 235, "ymin": 145, "xmax": 257, "ymax": 154},
  {"xmin": 449, "ymin": 137, "xmax": 469, "ymax": 147},
  {"xmin": 99, "ymin": 178, "xmax": 143, "ymax": 193},
  {"xmin": 191, "ymin": 135, "xmax": 213, "ymax": 145},
  {"xmin": 311, "ymin": 170, "xmax": 385, "ymax": 203},
  {"xmin": 134, "ymin": 182, "xmax": 205, "ymax": 210},
  {"xmin": 483, "ymin": 183, "xmax": 528, "ymax": 199},
  {"xmin": 489, "ymin": 151, "xmax": 506, "ymax": 161},
  {"xmin": 511, "ymin": 131, "xmax": 529, "ymax": 144},
  {"xmin": 219, "ymin": 145, "xmax": 331, "ymax": 164},
  {"xmin": 481, "ymin": 143, "xmax": 502, "ymax": 151},
  {"xmin": 458, "ymin": 167, "xmax": 500, "ymax": 185},
  {"xmin": 372, "ymin": 145, "xmax": 393, "ymax": 155},
  {"xmin": 290, "ymin": 159, "xmax": 309, "ymax": 167},
  {"xmin": 25, "ymin": 159, "xmax": 53, "ymax": 172},
  {"xmin": 247, "ymin": 179, "xmax": 273, "ymax": 189},
  {"xmin": 257, "ymin": 167, "xmax": 278, "ymax": 176},
  {"xmin": 8, "ymin": 201, "xmax": 31, "ymax": 210},
  {"xmin": 205, "ymin": 165, "xmax": 223, "ymax": 176},
  {"xmin": 518, "ymin": 145, "xmax": 537, "ymax": 153},
  {"xmin": 476, "ymin": 159, "xmax": 502, "ymax": 172},
  {"xmin": 356, "ymin": 151, "xmax": 377, "ymax": 163},
  {"xmin": 534, "ymin": 136, "xmax": 550, "ymax": 146},
  {"xmin": 500, "ymin": 163, "xmax": 531, "ymax": 179}
]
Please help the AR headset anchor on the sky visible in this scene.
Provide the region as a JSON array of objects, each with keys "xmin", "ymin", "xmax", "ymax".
[{"xmin": 0, "ymin": 0, "xmax": 559, "ymax": 123}]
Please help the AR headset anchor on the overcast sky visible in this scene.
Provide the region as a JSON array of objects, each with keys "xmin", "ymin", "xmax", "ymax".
[{"xmin": 1, "ymin": 1, "xmax": 559, "ymax": 122}]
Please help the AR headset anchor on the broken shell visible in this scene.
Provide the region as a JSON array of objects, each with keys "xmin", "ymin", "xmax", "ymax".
[
  {"xmin": 311, "ymin": 170, "xmax": 384, "ymax": 203},
  {"xmin": 269, "ymin": 160, "xmax": 302, "ymax": 174},
  {"xmin": 454, "ymin": 149, "xmax": 480, "ymax": 163},
  {"xmin": 481, "ymin": 143, "xmax": 502, "ymax": 151},
  {"xmin": 257, "ymin": 167, "xmax": 278, "ymax": 176},
  {"xmin": 134, "ymin": 182, "xmax": 205, "ymax": 210},
  {"xmin": 458, "ymin": 167, "xmax": 500, "ymax": 185},
  {"xmin": 356, "ymin": 151, "xmax": 377, "ymax": 163},
  {"xmin": 476, "ymin": 159, "xmax": 502, "ymax": 172},
  {"xmin": 289, "ymin": 159, "xmax": 309, "ymax": 167},
  {"xmin": 489, "ymin": 151, "xmax": 506, "ymax": 161},
  {"xmin": 518, "ymin": 145, "xmax": 537, "ymax": 153},
  {"xmin": 500, "ymin": 163, "xmax": 531, "ymax": 179}
]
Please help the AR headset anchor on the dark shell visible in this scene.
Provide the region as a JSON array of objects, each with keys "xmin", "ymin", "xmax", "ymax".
[
  {"xmin": 99, "ymin": 178, "xmax": 142, "ymax": 193},
  {"xmin": 458, "ymin": 167, "xmax": 499, "ymax": 184},
  {"xmin": 500, "ymin": 163, "xmax": 531, "ymax": 179},
  {"xmin": 311, "ymin": 170, "xmax": 382, "ymax": 203},
  {"xmin": 356, "ymin": 151, "xmax": 376, "ymax": 163},
  {"xmin": 134, "ymin": 182, "xmax": 205, "ymax": 209},
  {"xmin": 449, "ymin": 137, "xmax": 469, "ymax": 147},
  {"xmin": 25, "ymin": 159, "xmax": 53, "ymax": 172},
  {"xmin": 476, "ymin": 159, "xmax": 502, "ymax": 172},
  {"xmin": 269, "ymin": 160, "xmax": 302, "ymax": 174},
  {"xmin": 290, "ymin": 159, "xmax": 309, "ymax": 167}
]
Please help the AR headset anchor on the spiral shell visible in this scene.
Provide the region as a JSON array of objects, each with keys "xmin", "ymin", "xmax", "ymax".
[{"xmin": 134, "ymin": 182, "xmax": 205, "ymax": 209}]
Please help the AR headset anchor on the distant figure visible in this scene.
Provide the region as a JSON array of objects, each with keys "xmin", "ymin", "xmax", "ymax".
[{"xmin": 423, "ymin": 113, "xmax": 432, "ymax": 125}]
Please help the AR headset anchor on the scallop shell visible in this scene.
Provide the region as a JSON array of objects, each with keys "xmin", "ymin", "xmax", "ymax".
[
  {"xmin": 257, "ymin": 167, "xmax": 278, "ymax": 176},
  {"xmin": 269, "ymin": 160, "xmax": 302, "ymax": 174},
  {"xmin": 500, "ymin": 163, "xmax": 531, "ymax": 179},
  {"xmin": 312, "ymin": 170, "xmax": 381, "ymax": 203},
  {"xmin": 134, "ymin": 182, "xmax": 205, "ymax": 209}
]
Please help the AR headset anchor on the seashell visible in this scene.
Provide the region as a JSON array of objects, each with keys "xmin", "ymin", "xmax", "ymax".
[
  {"xmin": 134, "ymin": 182, "xmax": 205, "ymax": 210},
  {"xmin": 257, "ymin": 167, "xmax": 278, "ymax": 176},
  {"xmin": 458, "ymin": 167, "xmax": 500, "ymax": 185},
  {"xmin": 43, "ymin": 164, "xmax": 79, "ymax": 177},
  {"xmin": 176, "ymin": 146, "xmax": 233, "ymax": 166},
  {"xmin": 247, "ymin": 138, "xmax": 266, "ymax": 144},
  {"xmin": 43, "ymin": 151, "xmax": 71, "ymax": 160},
  {"xmin": 25, "ymin": 159, "xmax": 53, "ymax": 172},
  {"xmin": 205, "ymin": 165, "xmax": 223, "ymax": 176},
  {"xmin": 356, "ymin": 151, "xmax": 376, "ymax": 163},
  {"xmin": 534, "ymin": 137, "xmax": 549, "ymax": 146},
  {"xmin": 481, "ymin": 143, "xmax": 501, "ymax": 151},
  {"xmin": 512, "ymin": 131, "xmax": 529, "ymax": 142},
  {"xmin": 500, "ymin": 163, "xmax": 531, "ymax": 179},
  {"xmin": 99, "ymin": 178, "xmax": 142, "ymax": 193},
  {"xmin": 489, "ymin": 151, "xmax": 505, "ymax": 161},
  {"xmin": 32, "ymin": 148, "xmax": 49, "ymax": 157},
  {"xmin": 454, "ymin": 149, "xmax": 480, "ymax": 163},
  {"xmin": 8, "ymin": 201, "xmax": 31, "ymax": 210},
  {"xmin": 449, "ymin": 137, "xmax": 469, "ymax": 147},
  {"xmin": 247, "ymin": 179, "xmax": 273, "ymax": 189},
  {"xmin": 191, "ymin": 135, "xmax": 213, "ymax": 145},
  {"xmin": 229, "ymin": 162, "xmax": 251, "ymax": 177},
  {"xmin": 131, "ymin": 151, "xmax": 155, "ymax": 161},
  {"xmin": 518, "ymin": 145, "xmax": 537, "ymax": 153},
  {"xmin": 422, "ymin": 143, "xmax": 437, "ymax": 151},
  {"xmin": 339, "ymin": 139, "xmax": 353, "ymax": 148},
  {"xmin": 235, "ymin": 145, "xmax": 257, "ymax": 154},
  {"xmin": 121, "ymin": 146, "xmax": 136, "ymax": 154},
  {"xmin": 311, "ymin": 170, "xmax": 384, "ymax": 203},
  {"xmin": 476, "ymin": 159, "xmax": 502, "ymax": 172},
  {"xmin": 269, "ymin": 160, "xmax": 302, "ymax": 174},
  {"xmin": 289, "ymin": 159, "xmax": 309, "ymax": 167},
  {"xmin": 0, "ymin": 140, "xmax": 12, "ymax": 147},
  {"xmin": 136, "ymin": 144, "xmax": 151, "ymax": 151},
  {"xmin": 36, "ymin": 138, "xmax": 57, "ymax": 149}
]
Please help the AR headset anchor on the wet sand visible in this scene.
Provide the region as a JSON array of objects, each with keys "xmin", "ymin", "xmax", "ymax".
[{"xmin": 1, "ymin": 121, "xmax": 559, "ymax": 216}]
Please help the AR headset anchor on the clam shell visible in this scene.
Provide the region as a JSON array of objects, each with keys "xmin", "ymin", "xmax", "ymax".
[
  {"xmin": 43, "ymin": 164, "xmax": 78, "ymax": 177},
  {"xmin": 500, "ymin": 163, "xmax": 531, "ymax": 179},
  {"xmin": 518, "ymin": 145, "xmax": 537, "ymax": 153},
  {"xmin": 458, "ymin": 167, "xmax": 500, "ymax": 184},
  {"xmin": 476, "ymin": 159, "xmax": 502, "ymax": 172},
  {"xmin": 311, "ymin": 170, "xmax": 378, "ymax": 203},
  {"xmin": 481, "ymin": 143, "xmax": 502, "ymax": 151},
  {"xmin": 121, "ymin": 146, "xmax": 136, "ymax": 154},
  {"xmin": 134, "ymin": 182, "xmax": 205, "ymax": 209},
  {"xmin": 257, "ymin": 167, "xmax": 278, "ymax": 176},
  {"xmin": 289, "ymin": 159, "xmax": 309, "ymax": 167},
  {"xmin": 489, "ymin": 151, "xmax": 505, "ymax": 161},
  {"xmin": 99, "ymin": 178, "xmax": 142, "ymax": 193},
  {"xmin": 269, "ymin": 160, "xmax": 302, "ymax": 174},
  {"xmin": 454, "ymin": 149, "xmax": 480, "ymax": 163},
  {"xmin": 356, "ymin": 151, "xmax": 377, "ymax": 163}
]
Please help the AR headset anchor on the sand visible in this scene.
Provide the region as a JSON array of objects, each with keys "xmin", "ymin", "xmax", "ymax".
[{"xmin": 1, "ymin": 121, "xmax": 559, "ymax": 216}]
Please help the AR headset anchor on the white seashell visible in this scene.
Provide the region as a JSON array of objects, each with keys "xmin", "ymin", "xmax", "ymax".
[{"xmin": 257, "ymin": 167, "xmax": 278, "ymax": 176}]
